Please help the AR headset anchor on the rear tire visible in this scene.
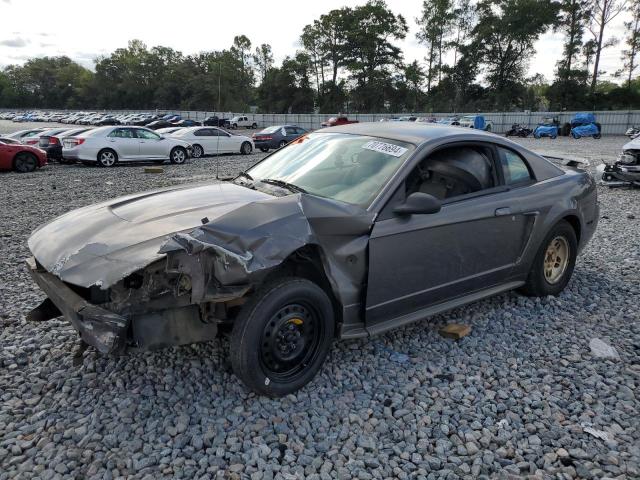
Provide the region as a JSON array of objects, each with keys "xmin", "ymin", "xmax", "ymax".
[
  {"xmin": 192, "ymin": 144, "xmax": 203, "ymax": 158},
  {"xmin": 593, "ymin": 133, "xmax": 601, "ymax": 139},
  {"xmin": 259, "ymin": 147, "xmax": 269, "ymax": 152},
  {"xmin": 520, "ymin": 220, "xmax": 577, "ymax": 297},
  {"xmin": 230, "ymin": 277, "xmax": 335, "ymax": 397},
  {"xmin": 13, "ymin": 152, "xmax": 38, "ymax": 173},
  {"xmin": 97, "ymin": 149, "xmax": 117, "ymax": 167},
  {"xmin": 252, "ymin": 123, "xmax": 258, "ymax": 129}
]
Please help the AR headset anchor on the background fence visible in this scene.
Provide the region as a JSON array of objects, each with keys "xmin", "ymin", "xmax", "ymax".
[
  {"xmin": 3, "ymin": 108, "xmax": 639, "ymax": 134},
  {"xmin": 154, "ymin": 110, "xmax": 640, "ymax": 135}
]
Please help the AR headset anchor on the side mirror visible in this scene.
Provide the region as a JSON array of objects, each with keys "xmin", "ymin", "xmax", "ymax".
[{"xmin": 393, "ymin": 192, "xmax": 442, "ymax": 216}]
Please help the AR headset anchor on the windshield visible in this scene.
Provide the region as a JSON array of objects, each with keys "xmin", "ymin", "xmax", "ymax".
[{"xmin": 246, "ymin": 132, "xmax": 414, "ymax": 207}]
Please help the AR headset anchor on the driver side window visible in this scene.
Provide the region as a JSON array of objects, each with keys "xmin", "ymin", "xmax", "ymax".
[{"xmin": 405, "ymin": 145, "xmax": 496, "ymax": 200}]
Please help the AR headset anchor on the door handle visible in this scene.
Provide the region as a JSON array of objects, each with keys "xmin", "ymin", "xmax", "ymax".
[{"xmin": 495, "ymin": 207, "xmax": 511, "ymax": 216}]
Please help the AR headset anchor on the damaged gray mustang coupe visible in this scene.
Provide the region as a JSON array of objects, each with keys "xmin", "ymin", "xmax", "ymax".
[{"xmin": 27, "ymin": 123, "xmax": 599, "ymax": 396}]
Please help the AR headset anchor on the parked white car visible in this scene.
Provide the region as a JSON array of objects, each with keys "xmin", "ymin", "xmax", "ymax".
[
  {"xmin": 229, "ymin": 116, "xmax": 258, "ymax": 129},
  {"xmin": 458, "ymin": 115, "xmax": 493, "ymax": 132},
  {"xmin": 62, "ymin": 126, "xmax": 192, "ymax": 167},
  {"xmin": 170, "ymin": 127, "xmax": 254, "ymax": 158}
]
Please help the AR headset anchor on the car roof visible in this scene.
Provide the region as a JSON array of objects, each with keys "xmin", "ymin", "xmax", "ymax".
[{"xmin": 320, "ymin": 122, "xmax": 494, "ymax": 146}]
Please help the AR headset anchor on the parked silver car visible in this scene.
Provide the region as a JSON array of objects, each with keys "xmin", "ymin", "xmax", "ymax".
[{"xmin": 62, "ymin": 126, "xmax": 192, "ymax": 167}]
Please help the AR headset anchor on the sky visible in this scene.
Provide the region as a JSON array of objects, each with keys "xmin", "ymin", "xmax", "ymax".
[{"xmin": 0, "ymin": 0, "xmax": 630, "ymax": 84}]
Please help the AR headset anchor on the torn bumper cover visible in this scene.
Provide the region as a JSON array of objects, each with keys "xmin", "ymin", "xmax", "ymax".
[{"xmin": 26, "ymin": 257, "xmax": 128, "ymax": 354}]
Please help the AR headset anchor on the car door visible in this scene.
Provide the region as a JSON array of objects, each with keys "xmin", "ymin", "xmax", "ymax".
[
  {"xmin": 215, "ymin": 129, "xmax": 237, "ymax": 153},
  {"xmin": 106, "ymin": 128, "xmax": 139, "ymax": 160},
  {"xmin": 136, "ymin": 128, "xmax": 166, "ymax": 159},
  {"xmin": 365, "ymin": 142, "xmax": 535, "ymax": 328},
  {"xmin": 192, "ymin": 128, "xmax": 216, "ymax": 154}
]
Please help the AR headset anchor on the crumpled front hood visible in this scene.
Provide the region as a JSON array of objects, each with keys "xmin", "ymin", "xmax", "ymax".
[{"xmin": 28, "ymin": 182, "xmax": 270, "ymax": 288}]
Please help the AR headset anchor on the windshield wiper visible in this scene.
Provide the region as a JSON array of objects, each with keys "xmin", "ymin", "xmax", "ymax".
[{"xmin": 258, "ymin": 178, "xmax": 307, "ymax": 194}]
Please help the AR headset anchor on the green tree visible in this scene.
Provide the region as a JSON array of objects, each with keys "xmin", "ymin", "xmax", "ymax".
[
  {"xmin": 471, "ymin": 0, "xmax": 559, "ymax": 109},
  {"xmin": 617, "ymin": 0, "xmax": 640, "ymax": 88},
  {"xmin": 416, "ymin": 0, "xmax": 455, "ymax": 91},
  {"xmin": 404, "ymin": 61, "xmax": 425, "ymax": 110},
  {"xmin": 253, "ymin": 44, "xmax": 274, "ymax": 83},
  {"xmin": 344, "ymin": 0, "xmax": 408, "ymax": 112},
  {"xmin": 300, "ymin": 7, "xmax": 351, "ymax": 111},
  {"xmin": 587, "ymin": 0, "xmax": 627, "ymax": 92}
]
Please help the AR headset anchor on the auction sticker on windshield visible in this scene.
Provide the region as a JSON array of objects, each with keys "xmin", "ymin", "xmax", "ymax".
[{"xmin": 362, "ymin": 141, "xmax": 408, "ymax": 157}]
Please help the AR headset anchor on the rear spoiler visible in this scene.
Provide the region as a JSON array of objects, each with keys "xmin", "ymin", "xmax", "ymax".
[{"xmin": 542, "ymin": 155, "xmax": 590, "ymax": 168}]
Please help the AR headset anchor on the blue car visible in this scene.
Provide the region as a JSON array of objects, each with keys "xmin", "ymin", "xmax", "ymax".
[
  {"xmin": 534, "ymin": 124, "xmax": 558, "ymax": 139},
  {"xmin": 570, "ymin": 113, "xmax": 601, "ymax": 139}
]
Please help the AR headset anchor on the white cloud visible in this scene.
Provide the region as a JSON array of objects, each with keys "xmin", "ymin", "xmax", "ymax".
[{"xmin": 0, "ymin": 37, "xmax": 29, "ymax": 48}]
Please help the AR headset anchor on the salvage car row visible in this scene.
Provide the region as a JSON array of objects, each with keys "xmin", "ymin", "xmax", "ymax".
[
  {"xmin": 0, "ymin": 123, "xmax": 312, "ymax": 171},
  {"xmin": 0, "ymin": 111, "xmax": 260, "ymax": 130}
]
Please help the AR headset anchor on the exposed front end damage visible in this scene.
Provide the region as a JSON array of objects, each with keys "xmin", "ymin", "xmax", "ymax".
[
  {"xmin": 159, "ymin": 194, "xmax": 375, "ymax": 335},
  {"xmin": 27, "ymin": 191, "xmax": 374, "ymax": 354},
  {"xmin": 599, "ymin": 137, "xmax": 640, "ymax": 187}
]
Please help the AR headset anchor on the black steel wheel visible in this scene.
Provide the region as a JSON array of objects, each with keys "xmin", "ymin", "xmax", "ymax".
[
  {"xmin": 13, "ymin": 152, "xmax": 38, "ymax": 173},
  {"xmin": 230, "ymin": 277, "xmax": 334, "ymax": 396}
]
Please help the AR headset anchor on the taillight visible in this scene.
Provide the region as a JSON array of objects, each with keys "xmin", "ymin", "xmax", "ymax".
[
  {"xmin": 64, "ymin": 138, "xmax": 85, "ymax": 147},
  {"xmin": 49, "ymin": 137, "xmax": 60, "ymax": 145},
  {"xmin": 25, "ymin": 139, "xmax": 39, "ymax": 145}
]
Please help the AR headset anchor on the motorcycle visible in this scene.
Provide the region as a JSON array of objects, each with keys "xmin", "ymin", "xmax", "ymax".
[
  {"xmin": 505, "ymin": 123, "xmax": 533, "ymax": 137},
  {"xmin": 598, "ymin": 136, "xmax": 640, "ymax": 187}
]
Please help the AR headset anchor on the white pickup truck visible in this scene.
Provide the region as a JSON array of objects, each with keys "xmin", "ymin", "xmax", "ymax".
[{"xmin": 230, "ymin": 116, "xmax": 258, "ymax": 129}]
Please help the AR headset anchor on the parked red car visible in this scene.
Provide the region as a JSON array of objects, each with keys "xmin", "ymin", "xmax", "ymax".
[
  {"xmin": 320, "ymin": 116, "xmax": 359, "ymax": 127},
  {"xmin": 0, "ymin": 140, "xmax": 47, "ymax": 173}
]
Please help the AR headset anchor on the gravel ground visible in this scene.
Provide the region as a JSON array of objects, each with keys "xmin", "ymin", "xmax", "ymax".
[{"xmin": 0, "ymin": 120, "xmax": 638, "ymax": 480}]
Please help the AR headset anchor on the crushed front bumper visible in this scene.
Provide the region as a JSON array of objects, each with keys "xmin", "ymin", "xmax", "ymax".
[{"xmin": 26, "ymin": 257, "xmax": 128, "ymax": 354}]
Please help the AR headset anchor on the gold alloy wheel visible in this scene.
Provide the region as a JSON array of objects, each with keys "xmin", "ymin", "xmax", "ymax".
[{"xmin": 543, "ymin": 236, "xmax": 570, "ymax": 284}]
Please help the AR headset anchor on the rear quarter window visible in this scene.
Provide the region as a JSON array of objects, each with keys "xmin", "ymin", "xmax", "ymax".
[{"xmin": 498, "ymin": 147, "xmax": 534, "ymax": 185}]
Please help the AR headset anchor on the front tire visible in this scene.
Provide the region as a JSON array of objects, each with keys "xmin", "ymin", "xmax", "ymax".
[
  {"xmin": 97, "ymin": 149, "xmax": 117, "ymax": 167},
  {"xmin": 520, "ymin": 220, "xmax": 577, "ymax": 297},
  {"xmin": 170, "ymin": 147, "xmax": 187, "ymax": 164},
  {"xmin": 13, "ymin": 152, "xmax": 38, "ymax": 173},
  {"xmin": 230, "ymin": 277, "xmax": 335, "ymax": 397},
  {"xmin": 278, "ymin": 140, "xmax": 287, "ymax": 149},
  {"xmin": 259, "ymin": 147, "xmax": 269, "ymax": 152},
  {"xmin": 240, "ymin": 142, "xmax": 252, "ymax": 155}
]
